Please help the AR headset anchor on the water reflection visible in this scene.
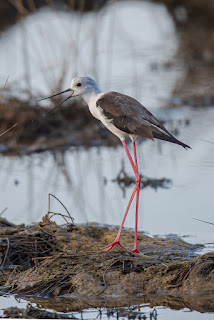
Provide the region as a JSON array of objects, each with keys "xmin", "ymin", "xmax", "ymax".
[
  {"xmin": 112, "ymin": 158, "xmax": 172, "ymax": 198},
  {"xmin": 1, "ymin": 295, "xmax": 214, "ymax": 319}
]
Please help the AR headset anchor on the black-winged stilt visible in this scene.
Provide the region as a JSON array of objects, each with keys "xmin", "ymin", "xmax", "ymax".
[{"xmin": 39, "ymin": 77, "xmax": 190, "ymax": 253}]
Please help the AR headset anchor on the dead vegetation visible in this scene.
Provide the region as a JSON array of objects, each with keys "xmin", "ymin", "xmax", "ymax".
[{"xmin": 0, "ymin": 97, "xmax": 118, "ymax": 155}]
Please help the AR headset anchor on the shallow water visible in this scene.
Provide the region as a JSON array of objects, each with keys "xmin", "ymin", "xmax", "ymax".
[{"xmin": 0, "ymin": 1, "xmax": 214, "ymax": 318}]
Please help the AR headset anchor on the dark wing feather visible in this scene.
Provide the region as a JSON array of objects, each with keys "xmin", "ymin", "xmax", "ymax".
[{"xmin": 97, "ymin": 92, "xmax": 190, "ymax": 149}]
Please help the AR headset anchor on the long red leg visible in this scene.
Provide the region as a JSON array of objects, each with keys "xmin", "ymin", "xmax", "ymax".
[
  {"xmin": 100, "ymin": 140, "xmax": 140, "ymax": 252},
  {"xmin": 100, "ymin": 184, "xmax": 138, "ymax": 251},
  {"xmin": 130, "ymin": 140, "xmax": 141, "ymax": 253},
  {"xmin": 133, "ymin": 140, "xmax": 138, "ymax": 170}
]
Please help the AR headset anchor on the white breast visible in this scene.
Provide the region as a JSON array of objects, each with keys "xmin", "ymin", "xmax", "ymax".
[
  {"xmin": 87, "ymin": 93, "xmax": 105, "ymax": 120},
  {"xmin": 83, "ymin": 91, "xmax": 130, "ymax": 141}
]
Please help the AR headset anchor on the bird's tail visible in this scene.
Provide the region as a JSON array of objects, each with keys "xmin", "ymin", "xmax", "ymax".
[{"xmin": 152, "ymin": 132, "xmax": 191, "ymax": 150}]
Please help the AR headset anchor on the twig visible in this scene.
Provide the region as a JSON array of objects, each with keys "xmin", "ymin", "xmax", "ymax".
[
  {"xmin": 0, "ymin": 78, "xmax": 18, "ymax": 137},
  {"xmin": 46, "ymin": 274, "xmax": 70, "ymax": 295},
  {"xmin": 32, "ymin": 256, "xmax": 53, "ymax": 261},
  {"xmin": 48, "ymin": 193, "xmax": 74, "ymax": 224},
  {"xmin": 193, "ymin": 218, "xmax": 214, "ymax": 226},
  {"xmin": 0, "ymin": 207, "xmax": 8, "ymax": 217},
  {"xmin": 48, "ymin": 212, "xmax": 73, "ymax": 225},
  {"xmin": 0, "ymin": 77, "xmax": 9, "ymax": 103},
  {"xmin": 0, "ymin": 123, "xmax": 18, "ymax": 137},
  {"xmin": 1, "ymin": 238, "xmax": 10, "ymax": 269},
  {"xmin": 96, "ymin": 259, "xmax": 121, "ymax": 295},
  {"xmin": 200, "ymin": 139, "xmax": 214, "ymax": 145}
]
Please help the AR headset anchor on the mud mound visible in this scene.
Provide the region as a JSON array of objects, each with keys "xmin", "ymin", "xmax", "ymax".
[{"xmin": 0, "ymin": 214, "xmax": 210, "ymax": 301}]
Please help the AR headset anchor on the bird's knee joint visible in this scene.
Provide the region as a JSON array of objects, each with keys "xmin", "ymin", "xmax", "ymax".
[{"xmin": 136, "ymin": 175, "xmax": 141, "ymax": 184}]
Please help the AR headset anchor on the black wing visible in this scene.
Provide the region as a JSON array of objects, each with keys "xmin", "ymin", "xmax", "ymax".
[{"xmin": 97, "ymin": 92, "xmax": 190, "ymax": 149}]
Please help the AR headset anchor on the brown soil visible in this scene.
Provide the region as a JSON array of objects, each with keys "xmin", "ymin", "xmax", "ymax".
[{"xmin": 0, "ymin": 214, "xmax": 213, "ymax": 315}]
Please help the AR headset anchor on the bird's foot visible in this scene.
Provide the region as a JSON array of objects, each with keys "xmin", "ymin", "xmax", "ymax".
[
  {"xmin": 100, "ymin": 240, "xmax": 125, "ymax": 251},
  {"xmin": 130, "ymin": 248, "xmax": 140, "ymax": 254}
]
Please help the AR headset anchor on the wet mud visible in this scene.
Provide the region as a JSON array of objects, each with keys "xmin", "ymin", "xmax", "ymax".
[{"xmin": 0, "ymin": 215, "xmax": 213, "ymax": 314}]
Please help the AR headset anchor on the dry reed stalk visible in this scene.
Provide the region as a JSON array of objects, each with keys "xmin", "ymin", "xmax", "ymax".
[
  {"xmin": 0, "ymin": 78, "xmax": 19, "ymax": 137},
  {"xmin": 0, "ymin": 78, "xmax": 8, "ymax": 103}
]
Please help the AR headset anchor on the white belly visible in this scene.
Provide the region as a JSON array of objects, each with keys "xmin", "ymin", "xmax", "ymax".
[{"xmin": 97, "ymin": 106, "xmax": 129, "ymax": 141}]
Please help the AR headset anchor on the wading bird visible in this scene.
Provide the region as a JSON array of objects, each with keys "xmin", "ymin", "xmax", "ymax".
[{"xmin": 40, "ymin": 77, "xmax": 190, "ymax": 253}]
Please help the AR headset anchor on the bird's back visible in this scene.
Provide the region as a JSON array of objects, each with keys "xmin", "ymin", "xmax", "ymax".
[{"xmin": 96, "ymin": 92, "xmax": 190, "ymax": 149}]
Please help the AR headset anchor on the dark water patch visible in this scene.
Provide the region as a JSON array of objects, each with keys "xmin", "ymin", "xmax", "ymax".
[{"xmin": 112, "ymin": 159, "xmax": 172, "ymax": 194}]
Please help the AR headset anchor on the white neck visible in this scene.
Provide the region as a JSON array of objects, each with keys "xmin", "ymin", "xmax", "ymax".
[
  {"xmin": 80, "ymin": 87, "xmax": 105, "ymax": 120},
  {"xmin": 81, "ymin": 87, "xmax": 102, "ymax": 106}
]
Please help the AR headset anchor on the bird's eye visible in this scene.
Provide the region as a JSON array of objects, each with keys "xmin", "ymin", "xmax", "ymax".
[{"xmin": 76, "ymin": 83, "xmax": 81, "ymax": 87}]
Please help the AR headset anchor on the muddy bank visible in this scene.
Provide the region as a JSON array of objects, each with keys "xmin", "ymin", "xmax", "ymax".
[
  {"xmin": 0, "ymin": 214, "xmax": 213, "ymax": 311},
  {"xmin": 0, "ymin": 98, "xmax": 118, "ymax": 155}
]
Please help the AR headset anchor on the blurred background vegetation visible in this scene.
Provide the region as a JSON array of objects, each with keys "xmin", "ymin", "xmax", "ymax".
[
  {"xmin": 0, "ymin": 0, "xmax": 213, "ymax": 154},
  {"xmin": 1, "ymin": 0, "xmax": 214, "ymax": 103}
]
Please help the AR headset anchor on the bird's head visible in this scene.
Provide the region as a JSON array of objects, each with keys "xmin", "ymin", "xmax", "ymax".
[
  {"xmin": 38, "ymin": 77, "xmax": 100, "ymax": 115},
  {"xmin": 70, "ymin": 77, "xmax": 100, "ymax": 97}
]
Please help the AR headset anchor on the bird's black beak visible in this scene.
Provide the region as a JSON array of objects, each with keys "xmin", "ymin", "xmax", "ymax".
[
  {"xmin": 38, "ymin": 88, "xmax": 74, "ymax": 117},
  {"xmin": 38, "ymin": 88, "xmax": 73, "ymax": 101}
]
